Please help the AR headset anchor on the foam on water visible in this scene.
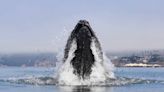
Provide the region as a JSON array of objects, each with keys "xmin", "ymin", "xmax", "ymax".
[{"xmin": 1, "ymin": 76, "xmax": 163, "ymax": 86}]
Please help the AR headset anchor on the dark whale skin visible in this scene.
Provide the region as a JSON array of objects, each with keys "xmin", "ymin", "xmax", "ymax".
[{"xmin": 63, "ymin": 20, "xmax": 103, "ymax": 79}]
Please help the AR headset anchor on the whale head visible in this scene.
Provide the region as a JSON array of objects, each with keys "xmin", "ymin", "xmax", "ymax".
[{"xmin": 63, "ymin": 20, "xmax": 104, "ymax": 80}]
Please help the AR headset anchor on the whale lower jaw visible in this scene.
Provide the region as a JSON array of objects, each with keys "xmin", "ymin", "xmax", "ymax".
[{"xmin": 58, "ymin": 38, "xmax": 107, "ymax": 85}]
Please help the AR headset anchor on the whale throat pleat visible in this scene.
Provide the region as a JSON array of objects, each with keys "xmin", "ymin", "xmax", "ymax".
[{"xmin": 71, "ymin": 26, "xmax": 95, "ymax": 79}]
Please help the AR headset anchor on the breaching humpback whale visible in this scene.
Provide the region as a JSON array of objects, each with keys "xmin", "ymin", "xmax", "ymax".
[{"xmin": 58, "ymin": 20, "xmax": 112, "ymax": 85}]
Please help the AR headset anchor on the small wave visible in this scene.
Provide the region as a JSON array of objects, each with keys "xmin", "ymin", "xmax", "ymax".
[
  {"xmin": 105, "ymin": 77, "xmax": 162, "ymax": 86},
  {"xmin": 0, "ymin": 76, "xmax": 163, "ymax": 86},
  {"xmin": 0, "ymin": 77, "xmax": 57, "ymax": 85}
]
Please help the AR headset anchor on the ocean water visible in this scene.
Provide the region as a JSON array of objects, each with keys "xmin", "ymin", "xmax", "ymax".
[{"xmin": 0, "ymin": 67, "xmax": 164, "ymax": 92}]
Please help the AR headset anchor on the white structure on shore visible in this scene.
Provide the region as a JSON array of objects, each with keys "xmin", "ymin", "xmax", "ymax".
[{"xmin": 124, "ymin": 63, "xmax": 161, "ymax": 67}]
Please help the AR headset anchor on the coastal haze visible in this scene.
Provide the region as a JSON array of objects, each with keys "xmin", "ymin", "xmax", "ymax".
[
  {"xmin": 0, "ymin": 0, "xmax": 164, "ymax": 67},
  {"xmin": 0, "ymin": 0, "xmax": 164, "ymax": 53}
]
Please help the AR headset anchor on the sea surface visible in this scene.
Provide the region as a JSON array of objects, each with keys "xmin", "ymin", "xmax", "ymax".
[{"xmin": 0, "ymin": 67, "xmax": 164, "ymax": 92}]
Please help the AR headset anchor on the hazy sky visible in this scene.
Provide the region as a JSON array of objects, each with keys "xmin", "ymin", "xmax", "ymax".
[{"xmin": 0, "ymin": 0, "xmax": 164, "ymax": 53}]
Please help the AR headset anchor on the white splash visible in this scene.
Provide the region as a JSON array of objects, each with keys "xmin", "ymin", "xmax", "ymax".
[
  {"xmin": 57, "ymin": 38, "xmax": 115, "ymax": 85},
  {"xmin": 54, "ymin": 28, "xmax": 71, "ymax": 73},
  {"xmin": 57, "ymin": 39, "xmax": 80, "ymax": 85},
  {"xmin": 89, "ymin": 38, "xmax": 115, "ymax": 83}
]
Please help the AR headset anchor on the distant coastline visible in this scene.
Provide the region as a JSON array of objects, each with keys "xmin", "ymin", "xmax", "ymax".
[
  {"xmin": 109, "ymin": 50, "xmax": 164, "ymax": 67},
  {"xmin": 0, "ymin": 50, "xmax": 164, "ymax": 67}
]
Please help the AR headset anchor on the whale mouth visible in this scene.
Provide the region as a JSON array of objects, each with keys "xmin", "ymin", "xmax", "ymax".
[{"xmin": 70, "ymin": 20, "xmax": 96, "ymax": 79}]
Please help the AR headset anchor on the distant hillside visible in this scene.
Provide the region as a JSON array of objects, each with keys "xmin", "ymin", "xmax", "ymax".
[
  {"xmin": 1, "ymin": 50, "xmax": 164, "ymax": 67},
  {"xmin": 108, "ymin": 50, "xmax": 164, "ymax": 67},
  {"xmin": 0, "ymin": 53, "xmax": 57, "ymax": 67}
]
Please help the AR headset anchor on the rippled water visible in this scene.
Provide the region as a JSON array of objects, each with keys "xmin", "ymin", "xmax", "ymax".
[{"xmin": 0, "ymin": 67, "xmax": 164, "ymax": 92}]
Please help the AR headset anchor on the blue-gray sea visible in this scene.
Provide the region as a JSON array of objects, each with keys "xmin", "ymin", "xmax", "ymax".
[{"xmin": 0, "ymin": 67, "xmax": 164, "ymax": 92}]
